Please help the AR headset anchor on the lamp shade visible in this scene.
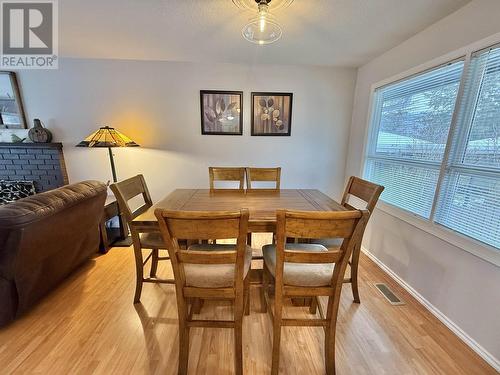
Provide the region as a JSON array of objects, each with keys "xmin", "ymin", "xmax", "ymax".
[{"xmin": 76, "ymin": 126, "xmax": 139, "ymax": 148}]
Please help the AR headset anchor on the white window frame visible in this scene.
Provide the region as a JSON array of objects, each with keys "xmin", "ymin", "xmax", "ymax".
[{"xmin": 361, "ymin": 32, "xmax": 500, "ymax": 267}]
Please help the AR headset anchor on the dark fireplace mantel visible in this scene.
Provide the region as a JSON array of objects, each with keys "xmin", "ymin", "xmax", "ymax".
[{"xmin": 0, "ymin": 142, "xmax": 68, "ymax": 193}]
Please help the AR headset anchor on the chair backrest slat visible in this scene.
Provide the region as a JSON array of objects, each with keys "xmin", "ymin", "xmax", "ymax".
[
  {"xmin": 164, "ymin": 216, "xmax": 241, "ymax": 240},
  {"xmin": 110, "ymin": 175, "xmax": 153, "ymax": 223},
  {"xmin": 283, "ymin": 210, "xmax": 362, "ymax": 239},
  {"xmin": 246, "ymin": 167, "xmax": 281, "ymax": 190},
  {"xmin": 131, "ymin": 204, "xmax": 150, "ymax": 219},
  {"xmin": 209, "ymin": 167, "xmax": 245, "ymax": 190}
]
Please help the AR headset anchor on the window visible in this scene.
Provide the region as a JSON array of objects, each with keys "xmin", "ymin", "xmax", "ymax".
[
  {"xmin": 364, "ymin": 43, "xmax": 500, "ymax": 250},
  {"xmin": 435, "ymin": 46, "xmax": 500, "ymax": 249},
  {"xmin": 365, "ymin": 60, "xmax": 464, "ymax": 218}
]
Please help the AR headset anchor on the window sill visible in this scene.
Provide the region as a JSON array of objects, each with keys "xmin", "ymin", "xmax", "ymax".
[{"xmin": 374, "ymin": 201, "xmax": 500, "ymax": 268}]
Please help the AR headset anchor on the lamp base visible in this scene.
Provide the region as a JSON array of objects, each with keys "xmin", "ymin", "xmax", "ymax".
[{"xmin": 105, "ymin": 226, "xmax": 133, "ymax": 247}]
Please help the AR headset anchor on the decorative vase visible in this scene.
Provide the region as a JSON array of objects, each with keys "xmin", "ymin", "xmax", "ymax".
[{"xmin": 28, "ymin": 119, "xmax": 52, "ymax": 143}]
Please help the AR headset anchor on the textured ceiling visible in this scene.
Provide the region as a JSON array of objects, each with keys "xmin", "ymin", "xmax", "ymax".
[{"xmin": 59, "ymin": 0, "xmax": 471, "ymax": 67}]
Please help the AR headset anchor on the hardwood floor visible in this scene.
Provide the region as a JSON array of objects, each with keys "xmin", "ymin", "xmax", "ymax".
[{"xmin": 0, "ymin": 236, "xmax": 495, "ymax": 374}]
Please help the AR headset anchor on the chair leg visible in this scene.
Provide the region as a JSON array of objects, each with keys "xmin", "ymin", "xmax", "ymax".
[
  {"xmin": 351, "ymin": 246, "xmax": 361, "ymax": 303},
  {"xmin": 271, "ymin": 291, "xmax": 283, "ymax": 375},
  {"xmin": 234, "ymin": 291, "xmax": 245, "ymax": 375},
  {"xmin": 325, "ymin": 321, "xmax": 337, "ymax": 375},
  {"xmin": 234, "ymin": 319, "xmax": 243, "ymax": 375},
  {"xmin": 178, "ymin": 320, "xmax": 190, "ymax": 375},
  {"xmin": 244, "ymin": 274, "xmax": 250, "ymax": 316},
  {"xmin": 150, "ymin": 248, "xmax": 159, "ymax": 278},
  {"xmin": 261, "ymin": 264, "xmax": 270, "ymax": 313},
  {"xmin": 133, "ymin": 245, "xmax": 144, "ymax": 304},
  {"xmin": 191, "ymin": 298, "xmax": 204, "ymax": 315},
  {"xmin": 247, "ymin": 232, "xmax": 252, "ymax": 247},
  {"xmin": 309, "ymin": 296, "xmax": 318, "ymax": 315}
]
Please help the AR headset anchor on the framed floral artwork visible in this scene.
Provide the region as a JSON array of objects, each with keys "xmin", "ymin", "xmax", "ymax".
[
  {"xmin": 200, "ymin": 90, "xmax": 243, "ymax": 135},
  {"xmin": 251, "ymin": 92, "xmax": 293, "ymax": 136}
]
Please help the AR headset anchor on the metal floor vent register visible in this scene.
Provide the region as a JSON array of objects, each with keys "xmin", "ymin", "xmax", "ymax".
[{"xmin": 375, "ymin": 283, "xmax": 405, "ymax": 306}]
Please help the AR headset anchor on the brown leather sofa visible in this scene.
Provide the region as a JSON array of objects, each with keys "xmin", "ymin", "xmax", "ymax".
[{"xmin": 0, "ymin": 180, "xmax": 107, "ymax": 326}]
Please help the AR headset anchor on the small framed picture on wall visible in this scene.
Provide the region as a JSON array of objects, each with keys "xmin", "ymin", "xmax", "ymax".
[
  {"xmin": 0, "ymin": 72, "xmax": 27, "ymax": 129},
  {"xmin": 251, "ymin": 92, "xmax": 293, "ymax": 136},
  {"xmin": 200, "ymin": 90, "xmax": 243, "ymax": 135}
]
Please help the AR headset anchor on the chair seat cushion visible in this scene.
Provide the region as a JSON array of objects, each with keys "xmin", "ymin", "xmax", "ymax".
[
  {"xmin": 263, "ymin": 243, "xmax": 334, "ymax": 287},
  {"xmin": 140, "ymin": 232, "xmax": 167, "ymax": 249},
  {"xmin": 184, "ymin": 244, "xmax": 252, "ymax": 288},
  {"xmin": 311, "ymin": 238, "xmax": 343, "ymax": 249}
]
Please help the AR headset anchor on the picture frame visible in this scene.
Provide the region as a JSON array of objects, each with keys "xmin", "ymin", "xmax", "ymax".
[
  {"xmin": 0, "ymin": 71, "xmax": 27, "ymax": 129},
  {"xmin": 251, "ymin": 92, "xmax": 293, "ymax": 136},
  {"xmin": 200, "ymin": 90, "xmax": 243, "ymax": 135}
]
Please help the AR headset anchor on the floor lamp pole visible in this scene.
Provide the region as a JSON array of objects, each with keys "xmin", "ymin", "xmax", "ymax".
[
  {"xmin": 108, "ymin": 147, "xmax": 118, "ymax": 183},
  {"xmin": 106, "ymin": 146, "xmax": 131, "ymax": 246}
]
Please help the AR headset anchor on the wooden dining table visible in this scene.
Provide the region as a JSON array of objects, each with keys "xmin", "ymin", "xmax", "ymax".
[
  {"xmin": 132, "ymin": 188, "xmax": 346, "ymax": 305},
  {"xmin": 131, "ymin": 189, "xmax": 346, "ymax": 232}
]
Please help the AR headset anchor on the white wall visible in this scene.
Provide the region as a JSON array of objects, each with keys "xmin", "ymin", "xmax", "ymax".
[
  {"xmin": 11, "ymin": 59, "xmax": 356, "ymax": 201},
  {"xmin": 346, "ymin": 0, "xmax": 500, "ymax": 368}
]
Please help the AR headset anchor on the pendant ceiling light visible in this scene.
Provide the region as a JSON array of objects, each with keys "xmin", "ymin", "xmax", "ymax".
[
  {"xmin": 234, "ymin": 0, "xmax": 293, "ymax": 45},
  {"xmin": 232, "ymin": 0, "xmax": 294, "ymax": 12}
]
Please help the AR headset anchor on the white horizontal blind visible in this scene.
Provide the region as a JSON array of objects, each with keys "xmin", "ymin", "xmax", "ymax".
[
  {"xmin": 435, "ymin": 45, "xmax": 500, "ymax": 249},
  {"xmin": 364, "ymin": 159, "xmax": 440, "ymax": 217},
  {"xmin": 365, "ymin": 60, "xmax": 465, "ymax": 218}
]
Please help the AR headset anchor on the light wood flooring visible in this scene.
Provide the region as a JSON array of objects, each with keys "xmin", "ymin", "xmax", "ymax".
[{"xmin": 0, "ymin": 236, "xmax": 496, "ymax": 374}]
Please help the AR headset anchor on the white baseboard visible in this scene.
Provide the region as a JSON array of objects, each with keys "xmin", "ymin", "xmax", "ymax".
[{"xmin": 361, "ymin": 246, "xmax": 500, "ymax": 372}]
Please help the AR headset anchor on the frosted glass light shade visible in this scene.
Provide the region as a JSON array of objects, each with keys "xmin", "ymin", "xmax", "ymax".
[{"xmin": 242, "ymin": 16, "xmax": 282, "ymax": 45}]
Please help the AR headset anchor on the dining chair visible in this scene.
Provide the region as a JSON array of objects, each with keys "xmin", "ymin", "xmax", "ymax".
[
  {"xmin": 110, "ymin": 175, "xmax": 174, "ymax": 304},
  {"xmin": 315, "ymin": 176, "xmax": 384, "ymax": 303},
  {"xmin": 209, "ymin": 167, "xmax": 246, "ymax": 190},
  {"xmin": 245, "ymin": 167, "xmax": 281, "ymax": 248},
  {"xmin": 262, "ymin": 209, "xmax": 369, "ymax": 375},
  {"xmin": 245, "ymin": 167, "xmax": 281, "ymax": 191},
  {"xmin": 154, "ymin": 209, "xmax": 251, "ymax": 375}
]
